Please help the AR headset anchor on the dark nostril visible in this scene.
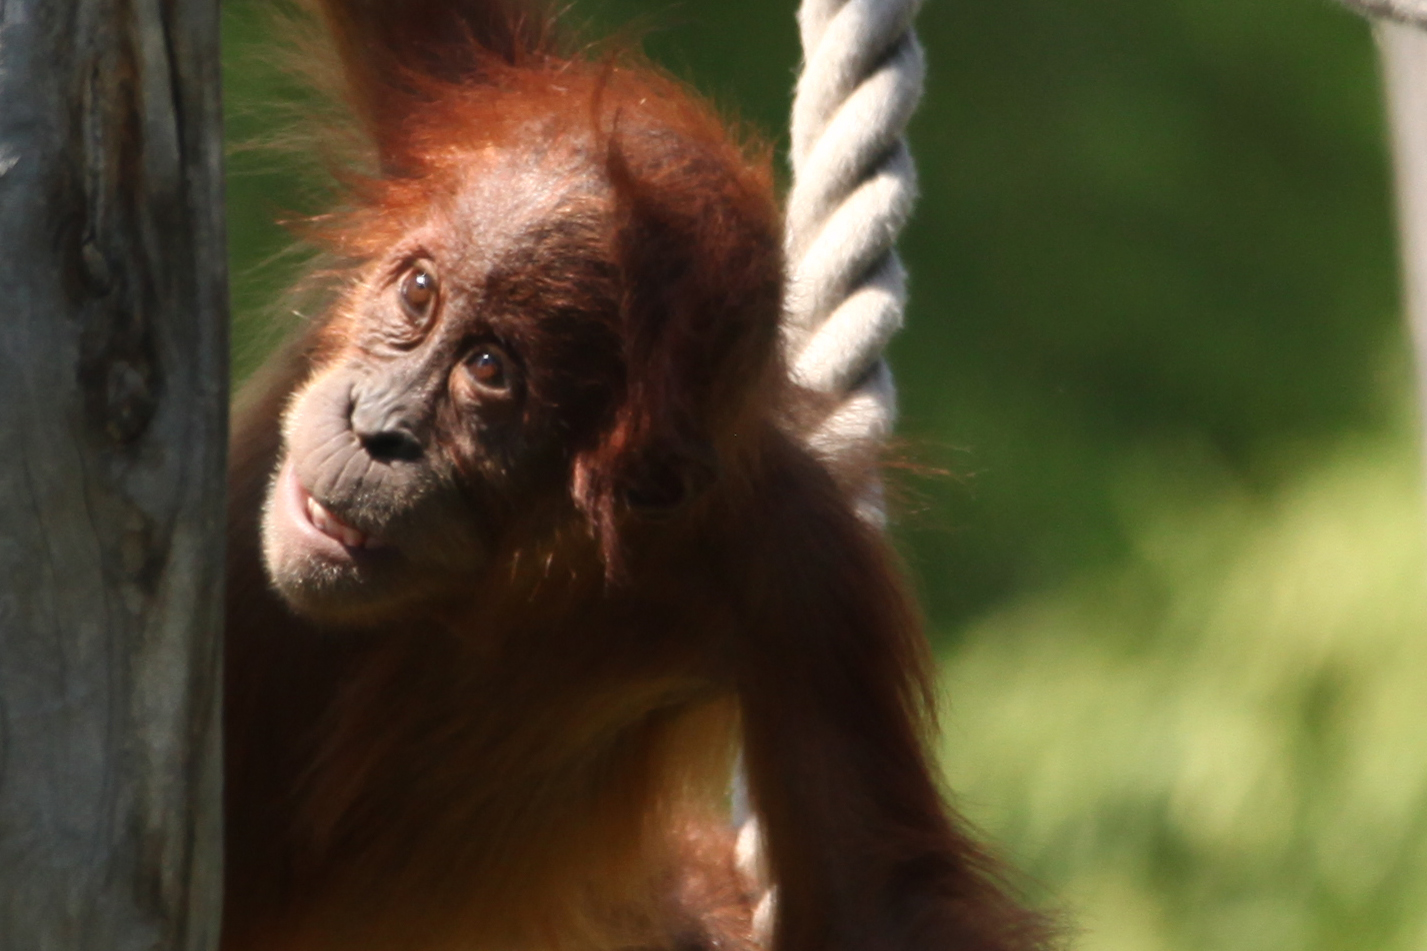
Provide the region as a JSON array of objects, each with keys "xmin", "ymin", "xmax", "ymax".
[{"xmin": 359, "ymin": 429, "xmax": 423, "ymax": 462}]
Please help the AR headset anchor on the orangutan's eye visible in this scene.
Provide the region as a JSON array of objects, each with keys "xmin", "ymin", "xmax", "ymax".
[
  {"xmin": 398, "ymin": 263, "xmax": 439, "ymax": 328},
  {"xmin": 465, "ymin": 345, "xmax": 510, "ymax": 392}
]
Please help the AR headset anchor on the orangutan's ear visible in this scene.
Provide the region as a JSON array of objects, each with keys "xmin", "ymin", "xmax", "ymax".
[
  {"xmin": 571, "ymin": 430, "xmax": 720, "ymax": 576},
  {"xmin": 620, "ymin": 441, "xmax": 719, "ymax": 516}
]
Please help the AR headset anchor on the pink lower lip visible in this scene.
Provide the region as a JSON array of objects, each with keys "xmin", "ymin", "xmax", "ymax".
[{"xmin": 279, "ymin": 460, "xmax": 364, "ymax": 556}]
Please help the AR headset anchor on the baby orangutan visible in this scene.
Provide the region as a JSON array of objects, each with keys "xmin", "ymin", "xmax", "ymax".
[{"xmin": 223, "ymin": 1, "xmax": 1051, "ymax": 950}]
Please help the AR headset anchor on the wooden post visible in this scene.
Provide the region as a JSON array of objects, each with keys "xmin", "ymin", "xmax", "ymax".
[{"xmin": 0, "ymin": 0, "xmax": 226, "ymax": 947}]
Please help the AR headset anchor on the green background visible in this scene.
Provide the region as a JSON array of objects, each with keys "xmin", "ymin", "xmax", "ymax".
[{"xmin": 223, "ymin": 1, "xmax": 1427, "ymax": 947}]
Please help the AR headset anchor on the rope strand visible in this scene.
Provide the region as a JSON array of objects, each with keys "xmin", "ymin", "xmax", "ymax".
[
  {"xmin": 784, "ymin": 0, "xmax": 925, "ymax": 475},
  {"xmin": 733, "ymin": 0, "xmax": 927, "ymax": 936}
]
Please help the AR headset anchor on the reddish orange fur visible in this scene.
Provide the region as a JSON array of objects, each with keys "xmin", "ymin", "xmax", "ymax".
[{"xmin": 224, "ymin": 2, "xmax": 1051, "ymax": 950}]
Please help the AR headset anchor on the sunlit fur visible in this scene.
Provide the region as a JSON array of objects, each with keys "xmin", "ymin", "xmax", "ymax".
[{"xmin": 223, "ymin": 2, "xmax": 1053, "ymax": 950}]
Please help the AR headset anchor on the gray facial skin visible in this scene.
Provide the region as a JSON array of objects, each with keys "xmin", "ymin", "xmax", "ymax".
[{"xmin": 260, "ymin": 149, "xmax": 623, "ymax": 626}]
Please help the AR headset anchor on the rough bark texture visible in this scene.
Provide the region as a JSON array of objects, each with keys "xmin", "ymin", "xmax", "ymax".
[{"xmin": 0, "ymin": 0, "xmax": 226, "ymax": 948}]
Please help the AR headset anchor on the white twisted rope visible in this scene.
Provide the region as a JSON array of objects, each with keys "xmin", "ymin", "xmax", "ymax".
[
  {"xmin": 1338, "ymin": 3, "xmax": 1427, "ymax": 490},
  {"xmin": 784, "ymin": 0, "xmax": 925, "ymax": 466},
  {"xmin": 734, "ymin": 0, "xmax": 926, "ymax": 940},
  {"xmin": 1338, "ymin": 0, "xmax": 1427, "ymax": 23}
]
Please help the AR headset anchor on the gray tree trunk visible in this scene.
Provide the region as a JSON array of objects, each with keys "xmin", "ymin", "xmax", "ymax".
[{"xmin": 0, "ymin": 0, "xmax": 226, "ymax": 948}]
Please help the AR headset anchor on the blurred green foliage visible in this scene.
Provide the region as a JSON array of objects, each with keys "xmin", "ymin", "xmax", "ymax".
[{"xmin": 222, "ymin": 0, "xmax": 1427, "ymax": 946}]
